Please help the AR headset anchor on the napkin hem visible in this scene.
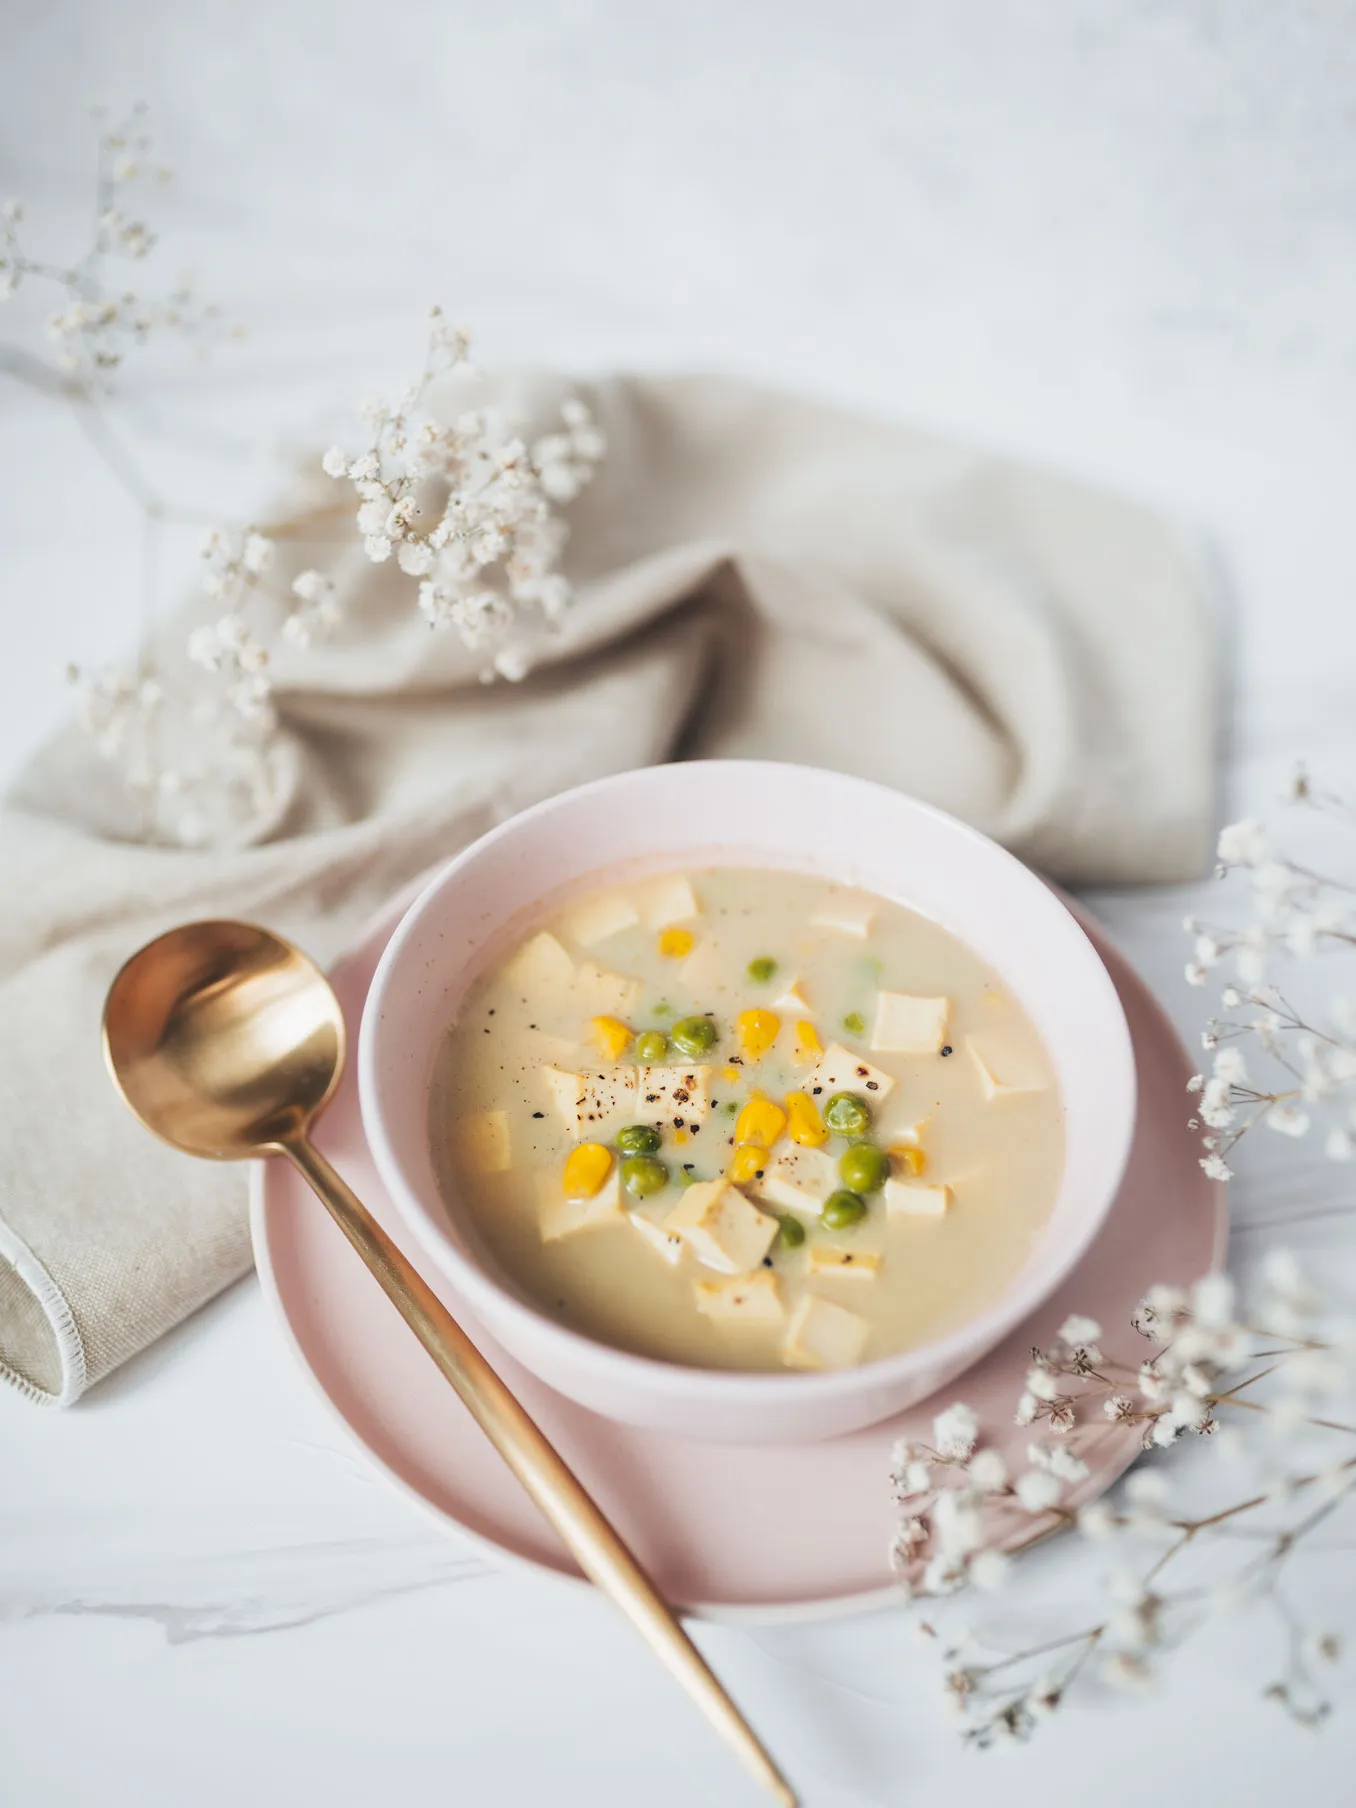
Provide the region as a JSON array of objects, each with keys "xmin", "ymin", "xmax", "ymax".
[{"xmin": 0, "ymin": 1214, "xmax": 86, "ymax": 1406}]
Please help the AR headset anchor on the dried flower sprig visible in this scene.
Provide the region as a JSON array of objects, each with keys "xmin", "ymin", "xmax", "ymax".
[
  {"xmin": 893, "ymin": 1260, "xmax": 1355, "ymax": 1744},
  {"xmin": 0, "ymin": 102, "xmax": 232, "ymax": 389},
  {"xmin": 7, "ymin": 110, "xmax": 605, "ymax": 842},
  {"xmin": 320, "ymin": 307, "xmax": 604, "ymax": 681},
  {"xmin": 1185, "ymin": 772, "xmax": 1356, "ymax": 1180}
]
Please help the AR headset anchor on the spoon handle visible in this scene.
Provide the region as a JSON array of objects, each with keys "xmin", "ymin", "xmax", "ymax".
[{"xmin": 283, "ymin": 1134, "xmax": 797, "ymax": 1808}]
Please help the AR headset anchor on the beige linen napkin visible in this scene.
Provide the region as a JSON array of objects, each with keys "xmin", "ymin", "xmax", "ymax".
[{"xmin": 0, "ymin": 372, "xmax": 1217, "ymax": 1404}]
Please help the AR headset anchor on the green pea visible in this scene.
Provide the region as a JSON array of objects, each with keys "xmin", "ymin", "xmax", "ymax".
[
  {"xmin": 746, "ymin": 956, "xmax": 778, "ymax": 984},
  {"xmin": 824, "ymin": 1092, "xmax": 871, "ymax": 1136},
  {"xmin": 671, "ymin": 1014, "xmax": 718, "ymax": 1057},
  {"xmin": 621, "ymin": 1155, "xmax": 668, "ymax": 1197},
  {"xmin": 776, "ymin": 1213, "xmax": 806, "ymax": 1248},
  {"xmin": 838, "ymin": 1143, "xmax": 890, "ymax": 1193},
  {"xmin": 821, "ymin": 1189, "xmax": 867, "ymax": 1229},
  {"xmin": 635, "ymin": 1030, "xmax": 668, "ymax": 1062},
  {"xmin": 843, "ymin": 1011, "xmax": 865, "ymax": 1036},
  {"xmin": 653, "ymin": 1001, "xmax": 673, "ymax": 1018},
  {"xmin": 617, "ymin": 1123, "xmax": 661, "ymax": 1156}
]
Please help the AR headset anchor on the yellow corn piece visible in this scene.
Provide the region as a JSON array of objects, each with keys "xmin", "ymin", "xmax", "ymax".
[
  {"xmin": 785, "ymin": 1089, "xmax": 828, "ymax": 1147},
  {"xmin": 892, "ymin": 1145, "xmax": 927, "ymax": 1176},
  {"xmin": 658, "ymin": 926, "xmax": 695, "ymax": 959},
  {"xmin": 673, "ymin": 1127, "xmax": 690, "ymax": 1146},
  {"xmin": 793, "ymin": 1019, "xmax": 822, "ymax": 1063},
  {"xmin": 735, "ymin": 1007, "xmax": 780, "ymax": 1061},
  {"xmin": 721, "ymin": 1064, "xmax": 741, "ymax": 1083},
  {"xmin": 735, "ymin": 1092, "xmax": 787, "ymax": 1149},
  {"xmin": 588, "ymin": 1015, "xmax": 633, "ymax": 1060},
  {"xmin": 562, "ymin": 1141, "xmax": 614, "ymax": 1199},
  {"xmin": 728, "ymin": 1142, "xmax": 769, "ymax": 1186}
]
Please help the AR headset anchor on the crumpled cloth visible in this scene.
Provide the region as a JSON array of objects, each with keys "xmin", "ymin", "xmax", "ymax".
[{"xmin": 0, "ymin": 371, "xmax": 1217, "ymax": 1403}]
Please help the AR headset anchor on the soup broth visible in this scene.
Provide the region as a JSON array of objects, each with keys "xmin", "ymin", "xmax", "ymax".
[{"xmin": 430, "ymin": 867, "xmax": 1063, "ymax": 1372}]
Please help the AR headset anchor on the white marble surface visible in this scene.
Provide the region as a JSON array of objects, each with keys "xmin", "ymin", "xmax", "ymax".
[{"xmin": 4, "ymin": 4, "xmax": 1356, "ymax": 1803}]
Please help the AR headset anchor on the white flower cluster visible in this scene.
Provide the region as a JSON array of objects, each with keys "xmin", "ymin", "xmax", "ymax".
[
  {"xmin": 2, "ymin": 105, "xmax": 228, "ymax": 387},
  {"xmin": 320, "ymin": 310, "xmax": 604, "ymax": 681},
  {"xmin": 895, "ymin": 1259, "xmax": 1356, "ymax": 1745},
  {"xmin": 1183, "ymin": 778, "xmax": 1356, "ymax": 1181}
]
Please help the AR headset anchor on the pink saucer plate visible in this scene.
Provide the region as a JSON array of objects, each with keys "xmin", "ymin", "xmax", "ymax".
[{"xmin": 250, "ymin": 893, "xmax": 1225, "ymax": 1625}]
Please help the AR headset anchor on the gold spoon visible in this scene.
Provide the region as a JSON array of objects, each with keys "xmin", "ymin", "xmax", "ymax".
[{"xmin": 103, "ymin": 919, "xmax": 796, "ymax": 1808}]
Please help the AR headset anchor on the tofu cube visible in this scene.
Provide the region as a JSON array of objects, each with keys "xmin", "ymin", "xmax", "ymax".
[
  {"xmin": 503, "ymin": 931, "xmax": 575, "ymax": 996},
  {"xmin": 782, "ymin": 1294, "xmax": 870, "ymax": 1370},
  {"xmin": 694, "ymin": 1270, "xmax": 785, "ymax": 1324},
  {"xmin": 805, "ymin": 1245, "xmax": 882, "ymax": 1280},
  {"xmin": 538, "ymin": 1167, "xmax": 623, "ymax": 1241},
  {"xmin": 564, "ymin": 891, "xmax": 640, "ymax": 947},
  {"xmin": 542, "ymin": 1065, "xmax": 638, "ymax": 1135},
  {"xmin": 627, "ymin": 1210, "xmax": 686, "ymax": 1267},
  {"xmin": 773, "ymin": 976, "xmax": 813, "ymax": 1015},
  {"xmin": 752, "ymin": 1143, "xmax": 838, "ymax": 1215},
  {"xmin": 573, "ymin": 961, "xmax": 644, "ymax": 1019},
  {"xmin": 804, "ymin": 1042, "xmax": 896, "ymax": 1103},
  {"xmin": 884, "ymin": 1178, "xmax": 951, "ymax": 1217},
  {"xmin": 635, "ymin": 1064, "xmax": 711, "ymax": 1128},
  {"xmin": 871, "ymin": 992, "xmax": 950, "ymax": 1055},
  {"xmin": 969, "ymin": 1040, "xmax": 1049, "ymax": 1101},
  {"xmin": 636, "ymin": 872, "xmax": 700, "ymax": 929},
  {"xmin": 809, "ymin": 890, "xmax": 875, "ymax": 938},
  {"xmin": 456, "ymin": 1108, "xmax": 512, "ymax": 1175},
  {"xmin": 678, "ymin": 938, "xmax": 725, "ymax": 995},
  {"xmin": 664, "ymin": 1178, "xmax": 779, "ymax": 1275}
]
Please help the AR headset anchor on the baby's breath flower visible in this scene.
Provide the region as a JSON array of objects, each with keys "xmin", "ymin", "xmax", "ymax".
[{"xmin": 932, "ymin": 1402, "xmax": 980, "ymax": 1460}]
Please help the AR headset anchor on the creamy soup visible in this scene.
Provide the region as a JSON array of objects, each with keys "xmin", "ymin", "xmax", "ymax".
[{"xmin": 430, "ymin": 867, "xmax": 1063, "ymax": 1373}]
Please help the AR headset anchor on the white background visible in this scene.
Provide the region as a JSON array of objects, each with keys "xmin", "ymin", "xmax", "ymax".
[{"xmin": 3, "ymin": 4, "xmax": 1356, "ymax": 1804}]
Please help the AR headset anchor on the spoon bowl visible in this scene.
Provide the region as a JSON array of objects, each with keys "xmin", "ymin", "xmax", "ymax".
[{"xmin": 103, "ymin": 921, "xmax": 344, "ymax": 1159}]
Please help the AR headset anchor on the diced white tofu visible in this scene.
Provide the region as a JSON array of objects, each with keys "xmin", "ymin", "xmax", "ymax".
[
  {"xmin": 542, "ymin": 1065, "xmax": 638, "ymax": 1135},
  {"xmin": 880, "ymin": 1117, "xmax": 926, "ymax": 1149},
  {"xmin": 456, "ymin": 1108, "xmax": 512, "ymax": 1175},
  {"xmin": 677, "ymin": 939, "xmax": 727, "ymax": 998},
  {"xmin": 564, "ymin": 891, "xmax": 640, "ymax": 947},
  {"xmin": 884, "ymin": 1178, "xmax": 951, "ymax": 1217},
  {"xmin": 810, "ymin": 891, "xmax": 875, "ymax": 938},
  {"xmin": 635, "ymin": 1064, "xmax": 712, "ymax": 1127},
  {"xmin": 627, "ymin": 1210, "xmax": 686, "ymax": 1267},
  {"xmin": 503, "ymin": 931, "xmax": 575, "ymax": 996},
  {"xmin": 664, "ymin": 1178, "xmax": 779, "ymax": 1275},
  {"xmin": 773, "ymin": 976, "xmax": 813, "ymax": 1015},
  {"xmin": 969, "ymin": 1040, "xmax": 1049, "ymax": 1101},
  {"xmin": 804, "ymin": 1042, "xmax": 896, "ymax": 1103},
  {"xmin": 538, "ymin": 1167, "xmax": 623, "ymax": 1241},
  {"xmin": 751, "ymin": 1143, "xmax": 838, "ymax": 1215},
  {"xmin": 805, "ymin": 1245, "xmax": 882, "ymax": 1280},
  {"xmin": 694, "ymin": 1270, "xmax": 785, "ymax": 1324},
  {"xmin": 636, "ymin": 872, "xmax": 700, "ymax": 929},
  {"xmin": 573, "ymin": 961, "xmax": 644, "ymax": 1019},
  {"xmin": 782, "ymin": 1294, "xmax": 870, "ymax": 1369},
  {"xmin": 871, "ymin": 991, "xmax": 950, "ymax": 1055}
]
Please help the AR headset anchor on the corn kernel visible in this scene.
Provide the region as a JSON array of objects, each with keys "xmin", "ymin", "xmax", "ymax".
[
  {"xmin": 658, "ymin": 926, "xmax": 695, "ymax": 959},
  {"xmin": 562, "ymin": 1142, "xmax": 614, "ymax": 1199},
  {"xmin": 728, "ymin": 1143, "xmax": 769, "ymax": 1185},
  {"xmin": 785, "ymin": 1089, "xmax": 828, "ymax": 1147},
  {"xmin": 588, "ymin": 1015, "xmax": 633, "ymax": 1060},
  {"xmin": 673, "ymin": 1127, "xmax": 689, "ymax": 1146},
  {"xmin": 735, "ymin": 1008, "xmax": 780, "ymax": 1061},
  {"xmin": 793, "ymin": 1019, "xmax": 822, "ymax": 1063},
  {"xmin": 721, "ymin": 1064, "xmax": 741, "ymax": 1083},
  {"xmin": 735, "ymin": 1092, "xmax": 787, "ymax": 1148},
  {"xmin": 891, "ymin": 1145, "xmax": 927, "ymax": 1176}
]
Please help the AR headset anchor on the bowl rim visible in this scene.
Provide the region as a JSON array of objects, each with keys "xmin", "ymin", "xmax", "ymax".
[{"xmin": 358, "ymin": 760, "xmax": 1137, "ymax": 1407}]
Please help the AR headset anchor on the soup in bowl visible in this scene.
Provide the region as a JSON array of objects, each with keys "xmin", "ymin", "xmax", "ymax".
[{"xmin": 360, "ymin": 763, "xmax": 1135, "ymax": 1443}]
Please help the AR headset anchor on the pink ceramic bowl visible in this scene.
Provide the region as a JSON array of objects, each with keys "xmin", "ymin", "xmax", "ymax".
[{"xmin": 359, "ymin": 761, "xmax": 1136, "ymax": 1444}]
